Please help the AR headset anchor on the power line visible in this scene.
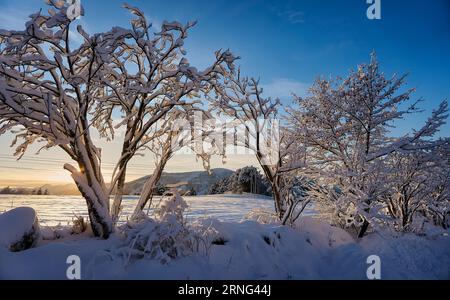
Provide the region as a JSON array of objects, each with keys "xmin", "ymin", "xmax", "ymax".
[
  {"xmin": 0, "ymin": 167, "xmax": 155, "ymax": 177},
  {"xmin": 0, "ymin": 166, "xmax": 50, "ymax": 171},
  {"xmin": 0, "ymin": 155, "xmax": 157, "ymax": 170},
  {"xmin": 0, "ymin": 159, "xmax": 155, "ymax": 172}
]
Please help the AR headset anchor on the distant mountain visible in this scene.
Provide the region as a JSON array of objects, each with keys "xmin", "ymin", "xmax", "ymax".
[
  {"xmin": 5, "ymin": 168, "xmax": 234, "ymax": 196},
  {"xmin": 124, "ymin": 168, "xmax": 234, "ymax": 195}
]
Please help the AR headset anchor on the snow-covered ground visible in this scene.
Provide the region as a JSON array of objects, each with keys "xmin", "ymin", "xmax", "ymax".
[{"xmin": 0, "ymin": 195, "xmax": 448, "ymax": 280}]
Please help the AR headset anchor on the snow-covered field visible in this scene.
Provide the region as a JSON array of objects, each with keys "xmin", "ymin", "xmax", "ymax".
[
  {"xmin": 0, "ymin": 216, "xmax": 448, "ymax": 280},
  {"xmin": 0, "ymin": 195, "xmax": 448, "ymax": 280},
  {"xmin": 0, "ymin": 194, "xmax": 279, "ymax": 226}
]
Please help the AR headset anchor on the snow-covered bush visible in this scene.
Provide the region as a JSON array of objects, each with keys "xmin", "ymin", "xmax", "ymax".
[
  {"xmin": 244, "ymin": 209, "xmax": 280, "ymax": 225},
  {"xmin": 71, "ymin": 216, "xmax": 88, "ymax": 235},
  {"xmin": 39, "ymin": 216, "xmax": 89, "ymax": 241},
  {"xmin": 0, "ymin": 207, "xmax": 40, "ymax": 252},
  {"xmin": 41, "ymin": 227, "xmax": 67, "ymax": 240},
  {"xmin": 121, "ymin": 193, "xmax": 211, "ymax": 264},
  {"xmin": 154, "ymin": 192, "xmax": 189, "ymax": 223},
  {"xmin": 381, "ymin": 146, "xmax": 450, "ymax": 232}
]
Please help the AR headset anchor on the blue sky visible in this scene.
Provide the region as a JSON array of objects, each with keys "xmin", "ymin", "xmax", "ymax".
[
  {"xmin": 1, "ymin": 0, "xmax": 449, "ymax": 133},
  {"xmin": 0, "ymin": 0, "xmax": 449, "ymax": 184}
]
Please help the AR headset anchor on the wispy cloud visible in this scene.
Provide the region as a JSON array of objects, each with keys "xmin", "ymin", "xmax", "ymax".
[
  {"xmin": 280, "ymin": 9, "xmax": 305, "ymax": 24},
  {"xmin": 269, "ymin": 2, "xmax": 305, "ymax": 25},
  {"xmin": 261, "ymin": 78, "xmax": 309, "ymax": 100}
]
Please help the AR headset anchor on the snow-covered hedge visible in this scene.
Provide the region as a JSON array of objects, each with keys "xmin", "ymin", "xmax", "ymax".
[{"xmin": 0, "ymin": 207, "xmax": 40, "ymax": 252}]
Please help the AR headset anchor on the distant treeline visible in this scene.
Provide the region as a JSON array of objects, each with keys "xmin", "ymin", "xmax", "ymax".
[
  {"xmin": 209, "ymin": 166, "xmax": 272, "ymax": 196},
  {"xmin": 0, "ymin": 186, "xmax": 50, "ymax": 195}
]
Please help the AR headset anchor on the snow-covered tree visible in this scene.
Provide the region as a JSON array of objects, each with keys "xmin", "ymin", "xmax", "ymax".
[
  {"xmin": 0, "ymin": 2, "xmax": 113, "ymax": 238},
  {"xmin": 209, "ymin": 176, "xmax": 231, "ymax": 194},
  {"xmin": 132, "ymin": 109, "xmax": 218, "ymax": 218},
  {"xmin": 236, "ymin": 166, "xmax": 260, "ymax": 194},
  {"xmin": 289, "ymin": 53, "xmax": 448, "ymax": 237},
  {"xmin": 383, "ymin": 144, "xmax": 450, "ymax": 231},
  {"xmin": 278, "ymin": 175, "xmax": 312, "ymax": 225},
  {"xmin": 209, "ymin": 166, "xmax": 271, "ymax": 196},
  {"xmin": 90, "ymin": 4, "xmax": 236, "ymax": 223},
  {"xmin": 0, "ymin": 1, "xmax": 236, "ymax": 237},
  {"xmin": 426, "ymin": 145, "xmax": 450, "ymax": 228},
  {"xmin": 210, "ymin": 69, "xmax": 306, "ymax": 224}
]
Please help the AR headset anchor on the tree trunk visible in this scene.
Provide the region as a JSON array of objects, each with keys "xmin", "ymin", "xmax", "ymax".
[
  {"xmin": 67, "ymin": 115, "xmax": 113, "ymax": 239},
  {"xmin": 111, "ymin": 123, "xmax": 133, "ymax": 224},
  {"xmin": 281, "ymin": 198, "xmax": 293, "ymax": 225},
  {"xmin": 65, "ymin": 163, "xmax": 112, "ymax": 239},
  {"xmin": 133, "ymin": 151, "xmax": 170, "ymax": 218},
  {"xmin": 358, "ymin": 219, "xmax": 370, "ymax": 238},
  {"xmin": 111, "ymin": 168, "xmax": 127, "ymax": 224},
  {"xmin": 256, "ymin": 143, "xmax": 285, "ymax": 223},
  {"xmin": 271, "ymin": 183, "xmax": 285, "ymax": 220}
]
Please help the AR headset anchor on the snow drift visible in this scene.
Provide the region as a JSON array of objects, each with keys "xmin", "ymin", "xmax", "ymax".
[{"xmin": 0, "ymin": 214, "xmax": 448, "ymax": 279}]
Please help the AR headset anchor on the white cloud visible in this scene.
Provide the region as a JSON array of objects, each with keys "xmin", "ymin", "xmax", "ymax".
[
  {"xmin": 282, "ymin": 10, "xmax": 305, "ymax": 24},
  {"xmin": 271, "ymin": 4, "xmax": 305, "ymax": 25},
  {"xmin": 261, "ymin": 78, "xmax": 309, "ymax": 100}
]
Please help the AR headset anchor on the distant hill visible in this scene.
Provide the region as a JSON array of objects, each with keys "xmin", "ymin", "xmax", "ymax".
[
  {"xmin": 40, "ymin": 183, "xmax": 81, "ymax": 195},
  {"xmin": 5, "ymin": 168, "xmax": 234, "ymax": 196},
  {"xmin": 124, "ymin": 168, "xmax": 234, "ymax": 195}
]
